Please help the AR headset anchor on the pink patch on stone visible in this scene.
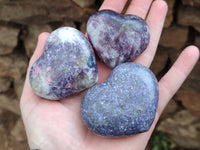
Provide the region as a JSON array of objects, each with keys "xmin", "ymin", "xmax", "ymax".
[
  {"xmin": 46, "ymin": 76, "xmax": 52, "ymax": 84},
  {"xmin": 65, "ymin": 83, "xmax": 72, "ymax": 89},
  {"xmin": 47, "ymin": 66, "xmax": 51, "ymax": 71},
  {"xmin": 32, "ymin": 65, "xmax": 41, "ymax": 76}
]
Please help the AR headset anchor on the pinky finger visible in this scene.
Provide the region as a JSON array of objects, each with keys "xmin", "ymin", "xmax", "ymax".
[{"xmin": 157, "ymin": 46, "xmax": 199, "ymax": 116}]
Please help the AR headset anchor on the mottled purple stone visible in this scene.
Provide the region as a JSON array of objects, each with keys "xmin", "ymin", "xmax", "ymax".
[
  {"xmin": 87, "ymin": 10, "xmax": 150, "ymax": 68},
  {"xmin": 29, "ymin": 27, "xmax": 98, "ymax": 100},
  {"xmin": 81, "ymin": 62, "xmax": 158, "ymax": 137}
]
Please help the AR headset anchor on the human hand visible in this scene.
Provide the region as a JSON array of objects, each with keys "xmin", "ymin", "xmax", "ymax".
[{"xmin": 20, "ymin": 0, "xmax": 199, "ymax": 149}]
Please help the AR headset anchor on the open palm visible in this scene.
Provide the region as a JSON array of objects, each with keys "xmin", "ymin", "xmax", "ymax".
[{"xmin": 20, "ymin": 0, "xmax": 199, "ymax": 149}]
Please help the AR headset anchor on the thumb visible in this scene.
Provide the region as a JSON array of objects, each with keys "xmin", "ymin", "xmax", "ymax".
[
  {"xmin": 20, "ymin": 32, "xmax": 50, "ymax": 108},
  {"xmin": 29, "ymin": 32, "xmax": 50, "ymax": 68}
]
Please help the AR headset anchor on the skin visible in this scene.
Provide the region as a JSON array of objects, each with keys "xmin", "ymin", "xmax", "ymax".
[{"xmin": 20, "ymin": 0, "xmax": 200, "ymax": 149}]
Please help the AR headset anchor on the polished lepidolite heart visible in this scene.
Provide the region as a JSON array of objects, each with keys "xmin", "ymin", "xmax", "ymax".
[
  {"xmin": 87, "ymin": 10, "xmax": 150, "ymax": 68},
  {"xmin": 81, "ymin": 62, "xmax": 158, "ymax": 136},
  {"xmin": 29, "ymin": 27, "xmax": 98, "ymax": 100}
]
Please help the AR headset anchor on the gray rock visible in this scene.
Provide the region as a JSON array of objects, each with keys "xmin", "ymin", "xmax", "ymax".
[
  {"xmin": 181, "ymin": 0, "xmax": 200, "ymax": 7},
  {"xmin": 178, "ymin": 5, "xmax": 200, "ymax": 32},
  {"xmin": 0, "ymin": 1, "xmax": 96, "ymax": 25},
  {"xmin": 0, "ymin": 51, "xmax": 28, "ymax": 79},
  {"xmin": 0, "ymin": 92, "xmax": 20, "ymax": 115},
  {"xmin": 159, "ymin": 25, "xmax": 189, "ymax": 50},
  {"xmin": 0, "ymin": 78, "xmax": 11, "ymax": 93},
  {"xmin": 81, "ymin": 62, "xmax": 158, "ymax": 136},
  {"xmin": 158, "ymin": 110, "xmax": 200, "ymax": 149},
  {"xmin": 72, "ymin": 0, "xmax": 95, "ymax": 8},
  {"xmin": 87, "ymin": 10, "xmax": 150, "ymax": 68},
  {"xmin": 29, "ymin": 27, "xmax": 98, "ymax": 100},
  {"xmin": 14, "ymin": 77, "xmax": 25, "ymax": 100},
  {"xmin": 10, "ymin": 119, "xmax": 27, "ymax": 142},
  {"xmin": 164, "ymin": 0, "xmax": 175, "ymax": 28},
  {"xmin": 195, "ymin": 35, "xmax": 200, "ymax": 48},
  {"xmin": 0, "ymin": 26, "xmax": 19, "ymax": 55}
]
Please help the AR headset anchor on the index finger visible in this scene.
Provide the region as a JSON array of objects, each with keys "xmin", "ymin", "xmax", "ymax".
[{"xmin": 99, "ymin": 0, "xmax": 128, "ymax": 13}]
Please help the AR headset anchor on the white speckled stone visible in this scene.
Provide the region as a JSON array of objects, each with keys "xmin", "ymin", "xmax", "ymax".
[
  {"xmin": 81, "ymin": 62, "xmax": 158, "ymax": 136},
  {"xmin": 29, "ymin": 27, "xmax": 98, "ymax": 100}
]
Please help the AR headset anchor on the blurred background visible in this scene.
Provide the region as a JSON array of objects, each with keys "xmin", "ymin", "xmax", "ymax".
[{"xmin": 0, "ymin": 0, "xmax": 199, "ymax": 149}]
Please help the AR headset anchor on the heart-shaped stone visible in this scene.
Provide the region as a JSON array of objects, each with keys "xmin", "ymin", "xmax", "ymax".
[
  {"xmin": 29, "ymin": 27, "xmax": 98, "ymax": 100},
  {"xmin": 81, "ymin": 62, "xmax": 158, "ymax": 136},
  {"xmin": 87, "ymin": 10, "xmax": 150, "ymax": 68}
]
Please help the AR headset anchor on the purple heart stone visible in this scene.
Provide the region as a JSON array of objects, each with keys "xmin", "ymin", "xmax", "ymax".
[
  {"xmin": 87, "ymin": 10, "xmax": 150, "ymax": 68},
  {"xmin": 81, "ymin": 62, "xmax": 158, "ymax": 136},
  {"xmin": 29, "ymin": 27, "xmax": 98, "ymax": 100}
]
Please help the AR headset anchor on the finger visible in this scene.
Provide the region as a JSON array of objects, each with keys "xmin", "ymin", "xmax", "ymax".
[
  {"xmin": 126, "ymin": 0, "xmax": 153, "ymax": 19},
  {"xmin": 99, "ymin": 0, "xmax": 128, "ymax": 13},
  {"xmin": 97, "ymin": 61, "xmax": 112, "ymax": 83},
  {"xmin": 29, "ymin": 32, "xmax": 50, "ymax": 67},
  {"xmin": 157, "ymin": 46, "xmax": 199, "ymax": 116},
  {"xmin": 134, "ymin": 0, "xmax": 168, "ymax": 67},
  {"xmin": 20, "ymin": 33, "xmax": 49, "ymax": 108}
]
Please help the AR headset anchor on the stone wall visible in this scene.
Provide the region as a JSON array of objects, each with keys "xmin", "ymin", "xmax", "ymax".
[{"xmin": 0, "ymin": 0, "xmax": 199, "ymax": 149}]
